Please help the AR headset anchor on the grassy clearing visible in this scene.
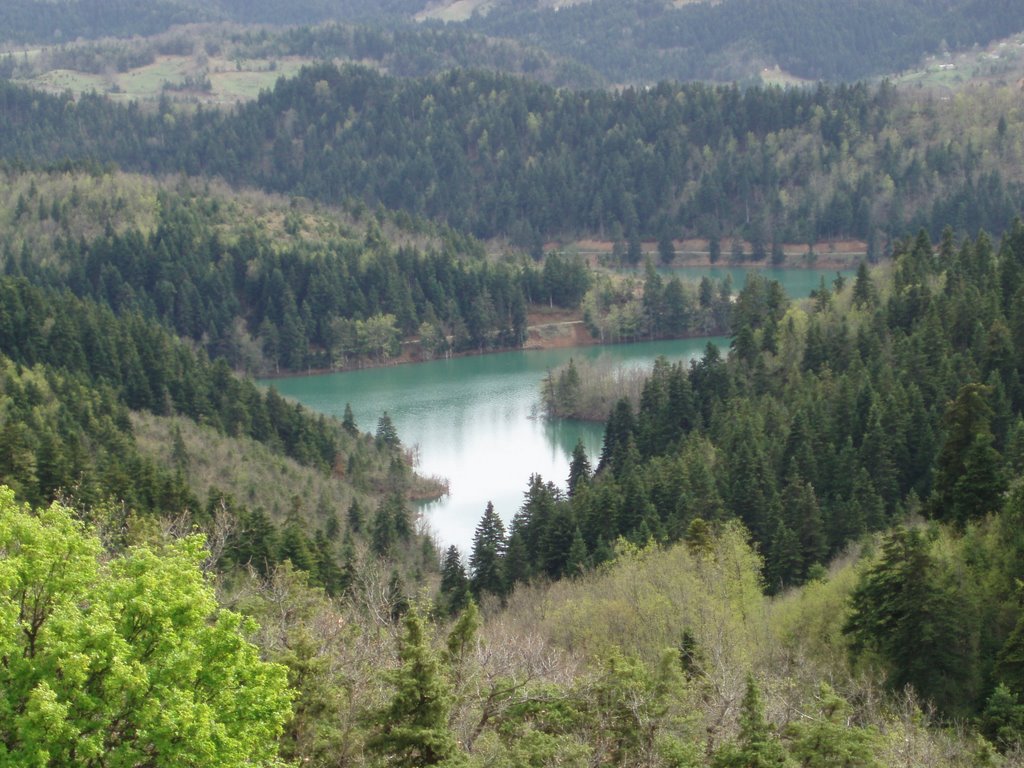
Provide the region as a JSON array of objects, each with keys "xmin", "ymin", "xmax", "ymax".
[
  {"xmin": 893, "ymin": 32, "xmax": 1024, "ymax": 94},
  {"xmin": 30, "ymin": 68, "xmax": 109, "ymax": 93},
  {"xmin": 210, "ymin": 59, "xmax": 305, "ymax": 100},
  {"xmin": 17, "ymin": 50, "xmax": 309, "ymax": 105},
  {"xmin": 415, "ymin": 0, "xmax": 494, "ymax": 22}
]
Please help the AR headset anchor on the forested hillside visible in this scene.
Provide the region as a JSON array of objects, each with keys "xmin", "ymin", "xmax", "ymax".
[
  {"xmin": 235, "ymin": 23, "xmax": 602, "ymax": 88},
  {"xmin": 5, "ymin": 0, "xmax": 1024, "ymax": 85},
  {"xmin": 5, "ymin": 6, "xmax": 1024, "ymax": 763},
  {"xmin": 473, "ymin": 224, "xmax": 1024, "ymax": 733},
  {"xmin": 518, "ymin": 226, "xmax": 1024, "ymax": 594},
  {"xmin": 3, "ymin": 67, "xmax": 1024, "ymax": 251},
  {"xmin": 0, "ymin": 169, "xmax": 607, "ymax": 372},
  {"xmin": 0, "ymin": 269, "xmax": 444, "ymax": 597},
  {"xmin": 468, "ymin": 0, "xmax": 1024, "ymax": 82}
]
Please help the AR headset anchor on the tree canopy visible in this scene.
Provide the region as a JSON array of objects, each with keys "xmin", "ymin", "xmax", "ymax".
[{"xmin": 0, "ymin": 486, "xmax": 293, "ymax": 766}]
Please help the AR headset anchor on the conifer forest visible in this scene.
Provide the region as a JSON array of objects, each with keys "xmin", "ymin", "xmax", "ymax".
[{"xmin": 3, "ymin": 1, "xmax": 1024, "ymax": 765}]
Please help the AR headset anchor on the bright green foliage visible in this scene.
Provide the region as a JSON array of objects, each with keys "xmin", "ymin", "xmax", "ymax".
[
  {"xmin": 367, "ymin": 607, "xmax": 461, "ymax": 767},
  {"xmin": 445, "ymin": 601, "xmax": 481, "ymax": 671},
  {"xmin": 783, "ymin": 684, "xmax": 881, "ymax": 767},
  {"xmin": 0, "ymin": 486, "xmax": 292, "ymax": 767},
  {"xmin": 590, "ymin": 649, "xmax": 699, "ymax": 767},
  {"xmin": 468, "ymin": 684, "xmax": 591, "ymax": 768},
  {"xmin": 712, "ymin": 676, "xmax": 794, "ymax": 768}
]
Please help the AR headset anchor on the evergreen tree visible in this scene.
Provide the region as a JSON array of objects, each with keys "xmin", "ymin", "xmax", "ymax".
[
  {"xmin": 367, "ymin": 608, "xmax": 460, "ymax": 767},
  {"xmin": 658, "ymin": 227, "xmax": 675, "ymax": 266},
  {"xmin": 371, "ymin": 499, "xmax": 398, "ymax": 558},
  {"xmin": 375, "ymin": 411, "xmax": 402, "ymax": 451},
  {"xmin": 342, "ymin": 402, "xmax": 358, "ymax": 435},
  {"xmin": 852, "ymin": 262, "xmax": 875, "ymax": 308},
  {"xmin": 565, "ymin": 526, "xmax": 589, "ymax": 577},
  {"xmin": 996, "ymin": 609, "xmax": 1024, "ymax": 695},
  {"xmin": 313, "ymin": 530, "xmax": 344, "ymax": 596},
  {"xmin": 784, "ymin": 684, "xmax": 881, "ymax": 767},
  {"xmin": 347, "ymin": 498, "xmax": 365, "ymax": 534},
  {"xmin": 712, "ymin": 676, "xmax": 794, "ymax": 768},
  {"xmin": 567, "ymin": 438, "xmax": 592, "ymax": 498},
  {"xmin": 469, "ymin": 502, "xmax": 507, "ymax": 599},
  {"xmin": 980, "ymin": 683, "xmax": 1024, "ymax": 752},
  {"xmin": 932, "ymin": 384, "xmax": 1003, "ymax": 526},
  {"xmin": 843, "ymin": 527, "xmax": 976, "ymax": 715},
  {"xmin": 445, "ymin": 601, "xmax": 481, "ymax": 674},
  {"xmin": 439, "ymin": 545, "xmax": 470, "ymax": 616}
]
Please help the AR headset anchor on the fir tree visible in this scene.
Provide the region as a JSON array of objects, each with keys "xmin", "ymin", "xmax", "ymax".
[
  {"xmin": 567, "ymin": 438, "xmax": 592, "ymax": 498},
  {"xmin": 367, "ymin": 608, "xmax": 460, "ymax": 767},
  {"xmin": 342, "ymin": 402, "xmax": 358, "ymax": 435},
  {"xmin": 347, "ymin": 498, "xmax": 364, "ymax": 534},
  {"xmin": 469, "ymin": 502, "xmax": 507, "ymax": 599},
  {"xmin": 375, "ymin": 411, "xmax": 401, "ymax": 451},
  {"xmin": 713, "ymin": 676, "xmax": 794, "ymax": 768},
  {"xmin": 843, "ymin": 527, "xmax": 976, "ymax": 715},
  {"xmin": 565, "ymin": 526, "xmax": 589, "ymax": 577},
  {"xmin": 438, "ymin": 545, "xmax": 470, "ymax": 616}
]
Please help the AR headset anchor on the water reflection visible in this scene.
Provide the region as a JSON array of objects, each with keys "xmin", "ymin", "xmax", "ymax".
[{"xmin": 269, "ymin": 338, "xmax": 726, "ymax": 554}]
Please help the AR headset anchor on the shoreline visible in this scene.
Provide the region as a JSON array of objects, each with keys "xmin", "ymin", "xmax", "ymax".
[
  {"xmin": 258, "ymin": 324, "xmax": 729, "ymax": 381},
  {"xmin": 259, "ymin": 257, "xmax": 865, "ymax": 382}
]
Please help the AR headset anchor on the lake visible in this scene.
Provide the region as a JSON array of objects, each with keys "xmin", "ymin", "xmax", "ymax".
[
  {"xmin": 624, "ymin": 264, "xmax": 853, "ymax": 297},
  {"xmin": 266, "ymin": 267, "xmax": 851, "ymax": 555}
]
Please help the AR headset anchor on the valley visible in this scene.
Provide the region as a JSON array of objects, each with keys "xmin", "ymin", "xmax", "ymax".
[{"xmin": 2, "ymin": 2, "xmax": 1024, "ymax": 766}]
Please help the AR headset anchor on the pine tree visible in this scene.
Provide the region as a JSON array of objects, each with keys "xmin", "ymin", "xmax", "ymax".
[
  {"xmin": 852, "ymin": 261, "xmax": 875, "ymax": 308},
  {"xmin": 567, "ymin": 438, "xmax": 592, "ymax": 498},
  {"xmin": 784, "ymin": 684, "xmax": 881, "ymax": 767},
  {"xmin": 933, "ymin": 383, "xmax": 1003, "ymax": 526},
  {"xmin": 313, "ymin": 530, "xmax": 344, "ymax": 596},
  {"xmin": 371, "ymin": 499, "xmax": 398, "ymax": 558},
  {"xmin": 278, "ymin": 519, "xmax": 315, "ymax": 573},
  {"xmin": 469, "ymin": 502, "xmax": 506, "ymax": 599},
  {"xmin": 445, "ymin": 601, "xmax": 481, "ymax": 673},
  {"xmin": 338, "ymin": 531, "xmax": 358, "ymax": 595},
  {"xmin": 712, "ymin": 676, "xmax": 794, "ymax": 768},
  {"xmin": 439, "ymin": 545, "xmax": 470, "ymax": 616},
  {"xmin": 367, "ymin": 608, "xmax": 460, "ymax": 767},
  {"xmin": 565, "ymin": 526, "xmax": 589, "ymax": 577},
  {"xmin": 342, "ymin": 402, "xmax": 358, "ymax": 435},
  {"xmin": 598, "ymin": 399, "xmax": 635, "ymax": 474},
  {"xmin": 375, "ymin": 411, "xmax": 401, "ymax": 451},
  {"xmin": 996, "ymin": 609, "xmax": 1024, "ymax": 695},
  {"xmin": 658, "ymin": 226, "xmax": 675, "ymax": 265},
  {"xmin": 843, "ymin": 527, "xmax": 976, "ymax": 714},
  {"xmin": 980, "ymin": 683, "xmax": 1024, "ymax": 752},
  {"xmin": 347, "ymin": 498, "xmax": 364, "ymax": 534}
]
